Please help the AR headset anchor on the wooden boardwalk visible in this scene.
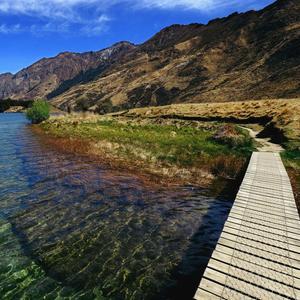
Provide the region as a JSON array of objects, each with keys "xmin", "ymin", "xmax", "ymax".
[{"xmin": 194, "ymin": 152, "xmax": 300, "ymax": 299}]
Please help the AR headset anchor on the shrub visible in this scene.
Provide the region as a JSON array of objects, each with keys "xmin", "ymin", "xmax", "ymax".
[
  {"xmin": 75, "ymin": 95, "xmax": 90, "ymax": 112},
  {"xmin": 212, "ymin": 124, "xmax": 253, "ymax": 150},
  {"xmin": 26, "ymin": 100, "xmax": 50, "ymax": 124},
  {"xmin": 95, "ymin": 99, "xmax": 114, "ymax": 114}
]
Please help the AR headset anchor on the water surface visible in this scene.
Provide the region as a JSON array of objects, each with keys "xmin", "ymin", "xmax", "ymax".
[{"xmin": 0, "ymin": 113, "xmax": 233, "ymax": 299}]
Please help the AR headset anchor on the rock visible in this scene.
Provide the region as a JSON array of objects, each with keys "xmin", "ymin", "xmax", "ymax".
[{"xmin": 170, "ymin": 131, "xmax": 177, "ymax": 137}]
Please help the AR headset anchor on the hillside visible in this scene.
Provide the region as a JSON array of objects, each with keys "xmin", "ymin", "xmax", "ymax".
[
  {"xmin": 0, "ymin": 42, "xmax": 135, "ymax": 100},
  {"xmin": 50, "ymin": 0, "xmax": 300, "ymax": 112},
  {"xmin": 0, "ymin": 0, "xmax": 299, "ymax": 112}
]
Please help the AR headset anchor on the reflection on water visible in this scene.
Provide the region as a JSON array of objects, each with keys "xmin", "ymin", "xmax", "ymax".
[{"xmin": 0, "ymin": 114, "xmax": 233, "ymax": 299}]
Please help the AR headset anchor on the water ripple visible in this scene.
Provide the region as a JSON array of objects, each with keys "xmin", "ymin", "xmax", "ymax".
[{"xmin": 0, "ymin": 114, "xmax": 233, "ymax": 299}]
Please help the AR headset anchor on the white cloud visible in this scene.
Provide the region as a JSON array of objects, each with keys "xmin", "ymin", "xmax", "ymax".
[
  {"xmin": 0, "ymin": 0, "xmax": 111, "ymax": 35},
  {"xmin": 0, "ymin": 23, "xmax": 22, "ymax": 34},
  {"xmin": 134, "ymin": 0, "xmax": 266, "ymax": 11},
  {"xmin": 0, "ymin": 0, "xmax": 268, "ymax": 17},
  {"xmin": 0, "ymin": 0, "xmax": 270, "ymax": 36},
  {"xmin": 0, "ymin": 0, "xmax": 107, "ymax": 22},
  {"xmin": 135, "ymin": 0, "xmax": 213, "ymax": 10},
  {"xmin": 79, "ymin": 14, "xmax": 111, "ymax": 36}
]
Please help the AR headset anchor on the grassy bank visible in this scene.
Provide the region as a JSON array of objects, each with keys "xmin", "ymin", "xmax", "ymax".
[
  {"xmin": 38, "ymin": 98, "xmax": 299, "ymax": 205},
  {"xmin": 281, "ymin": 150, "xmax": 300, "ymax": 209},
  {"xmin": 116, "ymin": 99, "xmax": 300, "ymax": 150},
  {"xmin": 110, "ymin": 98, "xmax": 300, "ymax": 206},
  {"xmin": 39, "ymin": 114, "xmax": 254, "ymax": 186}
]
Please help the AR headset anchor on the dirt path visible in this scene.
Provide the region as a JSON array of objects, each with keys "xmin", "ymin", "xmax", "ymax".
[{"xmin": 240, "ymin": 126, "xmax": 284, "ymax": 153}]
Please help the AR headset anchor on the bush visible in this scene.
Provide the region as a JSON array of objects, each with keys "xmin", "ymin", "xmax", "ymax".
[
  {"xmin": 75, "ymin": 95, "xmax": 91, "ymax": 112},
  {"xmin": 212, "ymin": 124, "xmax": 253, "ymax": 150},
  {"xmin": 26, "ymin": 100, "xmax": 50, "ymax": 124},
  {"xmin": 95, "ymin": 99, "xmax": 114, "ymax": 114}
]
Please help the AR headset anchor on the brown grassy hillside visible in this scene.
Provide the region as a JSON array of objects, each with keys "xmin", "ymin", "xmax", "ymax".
[
  {"xmin": 114, "ymin": 98, "xmax": 300, "ymax": 151},
  {"xmin": 51, "ymin": 0, "xmax": 300, "ymax": 112}
]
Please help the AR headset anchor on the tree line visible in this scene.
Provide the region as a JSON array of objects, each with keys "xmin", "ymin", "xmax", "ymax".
[{"xmin": 0, "ymin": 99, "xmax": 34, "ymax": 112}]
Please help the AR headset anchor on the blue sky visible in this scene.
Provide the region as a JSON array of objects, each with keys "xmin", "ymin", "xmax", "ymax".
[{"xmin": 0, "ymin": 0, "xmax": 275, "ymax": 74}]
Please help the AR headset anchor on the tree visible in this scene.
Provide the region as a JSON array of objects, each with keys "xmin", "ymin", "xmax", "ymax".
[{"xmin": 26, "ymin": 100, "xmax": 50, "ymax": 124}]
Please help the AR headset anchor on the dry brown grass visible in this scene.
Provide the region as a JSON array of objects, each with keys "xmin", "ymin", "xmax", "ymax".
[{"xmin": 114, "ymin": 98, "xmax": 300, "ymax": 150}]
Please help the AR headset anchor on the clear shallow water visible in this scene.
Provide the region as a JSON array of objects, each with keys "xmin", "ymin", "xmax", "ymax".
[{"xmin": 0, "ymin": 114, "xmax": 233, "ymax": 300}]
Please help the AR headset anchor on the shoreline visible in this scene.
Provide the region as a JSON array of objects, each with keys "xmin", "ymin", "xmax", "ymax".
[
  {"xmin": 32, "ymin": 125, "xmax": 242, "ymax": 190},
  {"xmin": 33, "ymin": 115, "xmax": 254, "ymax": 189},
  {"xmin": 33, "ymin": 100, "xmax": 299, "ymax": 210},
  {"xmin": 32, "ymin": 126, "xmax": 211, "ymax": 187},
  {"xmin": 33, "ymin": 124, "xmax": 248, "ymax": 203}
]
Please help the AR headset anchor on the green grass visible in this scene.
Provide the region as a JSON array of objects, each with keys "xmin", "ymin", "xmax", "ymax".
[
  {"xmin": 281, "ymin": 150, "xmax": 300, "ymax": 171},
  {"xmin": 281, "ymin": 150, "xmax": 300, "ymax": 209},
  {"xmin": 41, "ymin": 119, "xmax": 254, "ymax": 168}
]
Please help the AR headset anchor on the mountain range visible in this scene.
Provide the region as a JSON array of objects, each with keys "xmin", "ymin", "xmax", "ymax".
[{"xmin": 0, "ymin": 0, "xmax": 299, "ymax": 112}]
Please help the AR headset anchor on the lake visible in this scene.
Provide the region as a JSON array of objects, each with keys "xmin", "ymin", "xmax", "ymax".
[{"xmin": 0, "ymin": 113, "xmax": 233, "ymax": 299}]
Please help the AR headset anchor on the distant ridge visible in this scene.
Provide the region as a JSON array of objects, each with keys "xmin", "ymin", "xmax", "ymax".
[{"xmin": 0, "ymin": 42, "xmax": 135, "ymax": 100}]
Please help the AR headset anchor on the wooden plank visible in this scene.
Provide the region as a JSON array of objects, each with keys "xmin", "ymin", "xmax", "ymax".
[
  {"xmin": 215, "ymin": 244, "xmax": 300, "ymax": 279},
  {"xmin": 208, "ymin": 259, "xmax": 296, "ymax": 298},
  {"xmin": 234, "ymin": 202, "xmax": 300, "ymax": 220},
  {"xmin": 203, "ymin": 268, "xmax": 286, "ymax": 299},
  {"xmin": 222, "ymin": 223, "xmax": 300, "ymax": 252},
  {"xmin": 220, "ymin": 231, "xmax": 298, "ymax": 259},
  {"xmin": 227, "ymin": 215, "xmax": 300, "ymax": 238},
  {"xmin": 234, "ymin": 199, "xmax": 299, "ymax": 218},
  {"xmin": 194, "ymin": 152, "xmax": 300, "ymax": 300},
  {"xmin": 212, "ymin": 249, "xmax": 300, "ymax": 289},
  {"xmin": 194, "ymin": 288, "xmax": 221, "ymax": 300},
  {"xmin": 218, "ymin": 236, "xmax": 300, "ymax": 270},
  {"xmin": 225, "ymin": 219, "xmax": 300, "ymax": 246},
  {"xmin": 235, "ymin": 194, "xmax": 297, "ymax": 210},
  {"xmin": 229, "ymin": 207, "xmax": 300, "ymax": 229},
  {"xmin": 233, "ymin": 203, "xmax": 300, "ymax": 221}
]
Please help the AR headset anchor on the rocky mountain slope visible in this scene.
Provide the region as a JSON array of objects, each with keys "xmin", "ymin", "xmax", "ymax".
[
  {"xmin": 0, "ymin": 42, "xmax": 135, "ymax": 100},
  {"xmin": 1, "ymin": 0, "xmax": 299, "ymax": 112},
  {"xmin": 51, "ymin": 0, "xmax": 300, "ymax": 112}
]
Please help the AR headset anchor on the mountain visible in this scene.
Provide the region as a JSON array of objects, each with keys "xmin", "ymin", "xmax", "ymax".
[
  {"xmin": 1, "ymin": 0, "xmax": 299, "ymax": 112},
  {"xmin": 52, "ymin": 0, "xmax": 300, "ymax": 112},
  {"xmin": 0, "ymin": 73, "xmax": 14, "ymax": 99},
  {"xmin": 0, "ymin": 42, "xmax": 135, "ymax": 101}
]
